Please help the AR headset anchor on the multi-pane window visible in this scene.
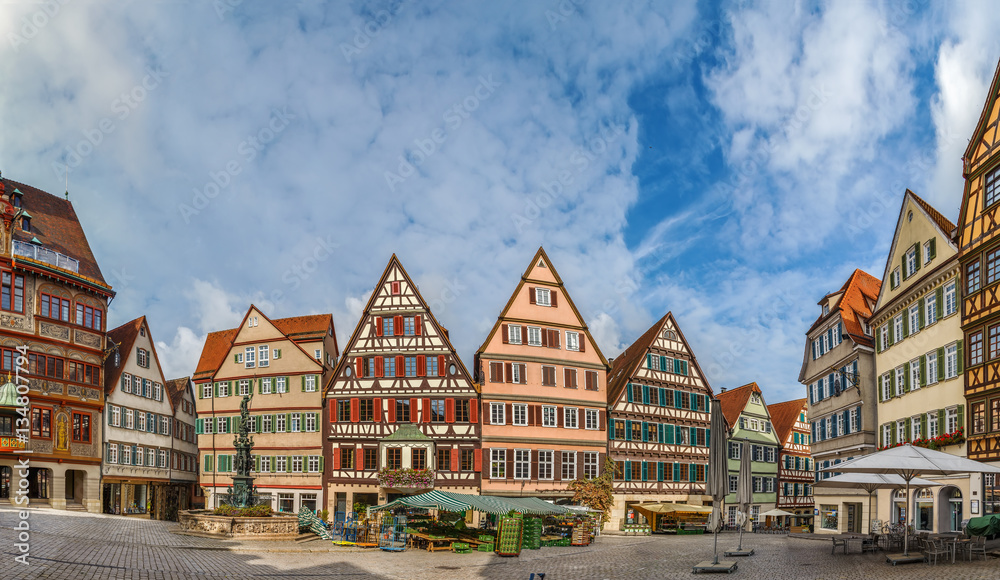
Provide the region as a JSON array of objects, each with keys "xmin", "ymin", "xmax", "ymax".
[
  {"xmin": 431, "ymin": 399, "xmax": 445, "ymax": 422},
  {"xmin": 111, "ymin": 405, "xmax": 121, "ymax": 427},
  {"xmin": 72, "ymin": 412, "xmax": 90, "ymax": 442},
  {"xmin": 490, "ymin": 449, "xmax": 506, "ymax": 479},
  {"xmin": 945, "ymin": 281, "xmax": 957, "ymax": 315},
  {"xmin": 404, "ymin": 357, "xmax": 417, "ymax": 377},
  {"xmin": 891, "ymin": 268, "xmax": 901, "ymax": 288},
  {"xmin": 542, "ymin": 406, "xmax": 557, "ymax": 427},
  {"xmin": 541, "ymin": 365, "xmax": 556, "ymax": 386},
  {"xmin": 986, "ymin": 166, "xmax": 1000, "ymax": 208},
  {"xmin": 911, "ymin": 417, "xmax": 922, "ymax": 440},
  {"xmin": 437, "ymin": 448, "xmax": 450, "ymax": 471},
  {"xmin": 0, "ymin": 271, "xmax": 23, "ymax": 313},
  {"xmin": 927, "ymin": 351, "xmax": 938, "ymax": 384},
  {"xmin": 136, "ymin": 348, "xmax": 149, "ymax": 368},
  {"xmin": 392, "ymin": 399, "xmax": 409, "ymax": 423},
  {"xmin": 427, "ymin": 356, "xmax": 439, "ymax": 377},
  {"xmin": 245, "ymin": 346, "xmax": 255, "ymax": 368},
  {"xmin": 583, "ymin": 452, "xmax": 598, "ymax": 479},
  {"xmin": 39, "ymin": 294, "xmax": 71, "ymax": 321},
  {"xmin": 275, "ymin": 413, "xmax": 286, "ymax": 432},
  {"xmin": 971, "ymin": 331, "xmax": 985, "ymax": 366},
  {"xmin": 987, "ymin": 248, "xmax": 1000, "ymax": 286},
  {"xmin": 905, "ymin": 248, "xmax": 917, "ymax": 278},
  {"xmin": 261, "ymin": 377, "xmax": 272, "ymax": 394},
  {"xmin": 262, "ymin": 414, "xmax": 273, "ymax": 433},
  {"xmin": 290, "ymin": 414, "xmax": 300, "ymax": 432},
  {"xmin": 363, "ymin": 449, "xmax": 377, "ymax": 470},
  {"xmin": 305, "ymin": 375, "xmax": 317, "ymax": 392},
  {"xmin": 894, "ymin": 315, "xmax": 903, "ymax": 343},
  {"xmin": 125, "ymin": 409, "xmax": 134, "ymax": 429},
  {"xmin": 385, "ymin": 357, "xmax": 396, "ymax": 378},
  {"xmin": 259, "ymin": 345, "xmax": 269, "ymax": 367},
  {"xmin": 147, "ymin": 448, "xmax": 155, "ymax": 467},
  {"xmin": 992, "ymin": 399, "xmax": 1000, "ymax": 432},
  {"xmin": 403, "ymin": 316, "xmax": 415, "ymax": 336},
  {"xmin": 945, "ymin": 344, "xmax": 958, "ymax": 379},
  {"xmin": 924, "ymin": 240, "xmax": 933, "ymax": 264},
  {"xmin": 538, "ymin": 450, "xmax": 553, "ymax": 480},
  {"xmin": 138, "ymin": 412, "xmax": 147, "ymax": 432},
  {"xmin": 508, "ymin": 324, "xmax": 522, "ymax": 344},
  {"xmin": 512, "ymin": 404, "xmax": 528, "ymax": 426},
  {"xmin": 308, "ymin": 456, "xmax": 320, "ymax": 473},
  {"xmin": 879, "ymin": 325, "xmax": 888, "ymax": 351},
  {"xmin": 238, "ymin": 379, "xmax": 250, "ymax": 396},
  {"xmin": 909, "ymin": 305, "xmax": 919, "ymax": 335},
  {"xmin": 882, "ymin": 424, "xmax": 891, "ymax": 447},
  {"xmin": 160, "ymin": 416, "xmax": 170, "ymax": 435},
  {"xmin": 386, "ymin": 448, "xmax": 401, "ymax": 469},
  {"xmin": 564, "ymin": 407, "xmax": 578, "ymax": 429},
  {"xmin": 897, "ymin": 420, "xmax": 906, "ymax": 443},
  {"xmin": 202, "ymin": 384, "xmax": 213, "ymax": 399},
  {"xmin": 122, "ymin": 445, "xmax": 132, "ymax": 466},
  {"xmin": 107, "ymin": 443, "xmax": 118, "ymax": 464},
  {"xmin": 535, "ymin": 288, "xmax": 551, "ymax": 306},
  {"xmin": 382, "ymin": 317, "xmax": 394, "ymax": 337},
  {"xmin": 527, "ymin": 326, "xmax": 542, "ymax": 346},
  {"xmin": 972, "ymin": 401, "xmax": 986, "ymax": 434},
  {"xmin": 910, "ymin": 359, "xmax": 921, "ymax": 390},
  {"xmin": 275, "ymin": 456, "xmax": 288, "ymax": 472},
  {"xmin": 926, "ymin": 293, "xmax": 937, "ymax": 325},
  {"xmin": 412, "ymin": 448, "xmax": 426, "ymax": 470},
  {"xmin": 490, "ymin": 402, "xmax": 504, "ymax": 425},
  {"xmin": 277, "ymin": 377, "xmax": 287, "ymax": 393},
  {"xmin": 461, "ymin": 449, "xmax": 474, "ymax": 471},
  {"xmin": 566, "ymin": 331, "xmax": 579, "ymax": 351},
  {"xmin": 946, "ymin": 407, "xmax": 959, "ymax": 434},
  {"xmin": 513, "ymin": 449, "xmax": 530, "ymax": 480},
  {"xmin": 894, "ymin": 367, "xmax": 905, "ymax": 397},
  {"xmin": 359, "ymin": 399, "xmax": 374, "ymax": 422},
  {"xmin": 585, "ymin": 409, "xmax": 599, "ymax": 430},
  {"xmin": 561, "ymin": 451, "xmax": 576, "ymax": 480},
  {"xmin": 968, "ymin": 261, "xmax": 981, "ymax": 294}
]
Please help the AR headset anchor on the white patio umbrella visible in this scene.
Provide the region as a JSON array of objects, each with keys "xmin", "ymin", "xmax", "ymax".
[
  {"xmin": 825, "ymin": 444, "xmax": 1000, "ymax": 557},
  {"xmin": 760, "ymin": 508, "xmax": 796, "ymax": 517},
  {"xmin": 704, "ymin": 398, "xmax": 729, "ymax": 565},
  {"xmin": 734, "ymin": 439, "xmax": 753, "ymax": 553},
  {"xmin": 814, "ymin": 473, "xmax": 939, "ymax": 534}
]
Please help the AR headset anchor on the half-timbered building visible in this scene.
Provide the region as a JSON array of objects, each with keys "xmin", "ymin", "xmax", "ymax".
[
  {"xmin": 718, "ymin": 383, "xmax": 780, "ymax": 527},
  {"xmin": 324, "ymin": 255, "xmax": 480, "ymax": 514},
  {"xmin": 767, "ymin": 398, "xmax": 813, "ymax": 531},
  {"xmin": 194, "ymin": 307, "xmax": 338, "ymax": 513},
  {"xmin": 0, "ymin": 175, "xmax": 114, "ymax": 513},
  {"xmin": 474, "ymin": 247, "xmax": 609, "ymax": 500},
  {"xmin": 606, "ymin": 312, "xmax": 714, "ymax": 530},
  {"xmin": 957, "ymin": 58, "xmax": 1000, "ymax": 516}
]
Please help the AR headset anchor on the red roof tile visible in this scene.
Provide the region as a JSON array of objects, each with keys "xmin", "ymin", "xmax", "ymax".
[
  {"xmin": 194, "ymin": 328, "xmax": 239, "ymax": 379},
  {"xmin": 767, "ymin": 398, "xmax": 807, "ymax": 447},
  {"xmin": 908, "ymin": 190, "xmax": 956, "ymax": 237},
  {"xmin": 2, "ymin": 177, "xmax": 108, "ymax": 287},
  {"xmin": 164, "ymin": 376, "xmax": 192, "ymax": 409},
  {"xmin": 272, "ymin": 314, "xmax": 332, "ymax": 338},
  {"xmin": 608, "ymin": 314, "xmax": 669, "ymax": 404},
  {"xmin": 807, "ymin": 269, "xmax": 881, "ymax": 346},
  {"xmin": 717, "ymin": 382, "xmax": 761, "ymax": 430}
]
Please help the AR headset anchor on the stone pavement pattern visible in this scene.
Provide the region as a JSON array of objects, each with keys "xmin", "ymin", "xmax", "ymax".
[{"xmin": 2, "ymin": 508, "xmax": 999, "ymax": 579}]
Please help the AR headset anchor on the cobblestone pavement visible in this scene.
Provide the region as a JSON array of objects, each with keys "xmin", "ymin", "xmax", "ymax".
[{"xmin": 2, "ymin": 507, "xmax": 999, "ymax": 579}]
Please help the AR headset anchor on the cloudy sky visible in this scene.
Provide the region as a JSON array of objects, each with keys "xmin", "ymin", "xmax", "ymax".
[{"xmin": 1, "ymin": 1, "xmax": 998, "ymax": 403}]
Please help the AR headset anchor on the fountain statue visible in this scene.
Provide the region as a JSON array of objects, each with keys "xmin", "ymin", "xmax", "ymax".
[{"xmin": 221, "ymin": 390, "xmax": 265, "ymax": 508}]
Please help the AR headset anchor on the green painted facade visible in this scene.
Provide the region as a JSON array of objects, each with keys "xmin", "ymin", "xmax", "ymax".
[{"xmin": 724, "ymin": 390, "xmax": 780, "ymax": 506}]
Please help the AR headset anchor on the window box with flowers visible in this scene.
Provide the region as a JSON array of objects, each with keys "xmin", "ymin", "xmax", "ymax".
[
  {"xmin": 377, "ymin": 468, "xmax": 435, "ymax": 491},
  {"xmin": 878, "ymin": 427, "xmax": 965, "ymax": 451}
]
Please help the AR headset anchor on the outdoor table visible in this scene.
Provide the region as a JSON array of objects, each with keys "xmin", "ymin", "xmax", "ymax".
[
  {"xmin": 928, "ymin": 533, "xmax": 962, "ymax": 563},
  {"xmin": 409, "ymin": 532, "xmax": 457, "ymax": 552}
]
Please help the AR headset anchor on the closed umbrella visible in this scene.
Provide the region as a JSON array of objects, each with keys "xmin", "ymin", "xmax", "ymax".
[
  {"xmin": 704, "ymin": 398, "xmax": 729, "ymax": 565},
  {"xmin": 825, "ymin": 444, "xmax": 1000, "ymax": 558},
  {"xmin": 733, "ymin": 439, "xmax": 753, "ymax": 554},
  {"xmin": 813, "ymin": 473, "xmax": 939, "ymax": 534}
]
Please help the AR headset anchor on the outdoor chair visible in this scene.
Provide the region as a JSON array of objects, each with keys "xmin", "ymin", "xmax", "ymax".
[
  {"xmin": 831, "ymin": 537, "xmax": 848, "ymax": 554},
  {"xmin": 924, "ymin": 539, "xmax": 948, "ymax": 565},
  {"xmin": 861, "ymin": 535, "xmax": 878, "ymax": 554},
  {"xmin": 969, "ymin": 535, "xmax": 987, "ymax": 561}
]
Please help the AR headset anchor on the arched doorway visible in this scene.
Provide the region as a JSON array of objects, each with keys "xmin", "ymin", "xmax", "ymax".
[
  {"xmin": 914, "ymin": 488, "xmax": 934, "ymax": 531},
  {"xmin": 892, "ymin": 489, "xmax": 907, "ymax": 525},
  {"xmin": 942, "ymin": 487, "xmax": 962, "ymax": 532}
]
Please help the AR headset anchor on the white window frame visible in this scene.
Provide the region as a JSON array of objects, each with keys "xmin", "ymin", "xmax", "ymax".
[
  {"xmin": 945, "ymin": 281, "xmax": 957, "ymax": 316},
  {"xmin": 879, "ymin": 325, "xmax": 888, "ymax": 351},
  {"xmin": 909, "ymin": 304, "xmax": 920, "ymax": 336},
  {"xmin": 535, "ymin": 287, "xmax": 551, "ymax": 306},
  {"xmin": 541, "ymin": 405, "xmax": 557, "ymax": 427},
  {"xmin": 946, "ymin": 407, "xmax": 958, "ymax": 434},
  {"xmin": 108, "ymin": 443, "xmax": 118, "ymax": 464},
  {"xmin": 290, "ymin": 413, "xmax": 301, "ymax": 432},
  {"xmin": 511, "ymin": 363, "xmax": 523, "ymax": 384},
  {"xmin": 927, "ymin": 351, "xmax": 939, "ymax": 385},
  {"xmin": 910, "ymin": 359, "xmax": 921, "ymax": 390},
  {"xmin": 508, "ymin": 324, "xmax": 522, "ymax": 344},
  {"xmin": 882, "ymin": 424, "xmax": 891, "ymax": 447},
  {"xmin": 305, "ymin": 413, "xmax": 317, "ymax": 432},
  {"xmin": 308, "ymin": 456, "xmax": 320, "ymax": 473},
  {"xmin": 566, "ymin": 331, "xmax": 579, "ymax": 351},
  {"xmin": 275, "ymin": 414, "xmax": 286, "ymax": 433},
  {"xmin": 111, "ymin": 405, "xmax": 121, "ymax": 427},
  {"xmin": 583, "ymin": 451, "xmax": 598, "ymax": 479},
  {"xmin": 121, "ymin": 445, "xmax": 131, "ymax": 466},
  {"xmin": 262, "ymin": 377, "xmax": 272, "ymax": 394},
  {"xmin": 538, "ymin": 450, "xmax": 554, "ymax": 480},
  {"xmin": 490, "ymin": 448, "xmax": 506, "ymax": 479},
  {"xmin": 160, "ymin": 416, "xmax": 170, "ymax": 435},
  {"xmin": 892, "ymin": 268, "xmax": 901, "ymax": 288},
  {"xmin": 305, "ymin": 375, "xmax": 317, "ymax": 392},
  {"xmin": 260, "ymin": 455, "xmax": 271, "ymax": 472},
  {"xmin": 245, "ymin": 346, "xmax": 255, "ymax": 368},
  {"xmin": 896, "ymin": 420, "xmax": 906, "ymax": 443},
  {"xmin": 527, "ymin": 326, "xmax": 542, "ymax": 346},
  {"xmin": 202, "ymin": 383, "xmax": 213, "ymax": 399},
  {"xmin": 585, "ymin": 409, "xmax": 598, "ymax": 430},
  {"xmin": 924, "ymin": 240, "xmax": 933, "ymax": 264},
  {"xmin": 276, "ymin": 456, "xmax": 287, "ymax": 472},
  {"xmin": 137, "ymin": 412, "xmax": 146, "ymax": 432},
  {"xmin": 894, "ymin": 315, "xmax": 903, "ymax": 343},
  {"xmin": 292, "ymin": 456, "xmax": 303, "ymax": 473},
  {"xmin": 490, "ymin": 402, "xmax": 505, "ymax": 425},
  {"xmin": 906, "ymin": 247, "xmax": 917, "ymax": 277},
  {"xmin": 911, "ymin": 416, "xmax": 922, "ymax": 440},
  {"xmin": 928, "ymin": 412, "xmax": 939, "ymax": 438},
  {"xmin": 561, "ymin": 450, "xmax": 576, "ymax": 480},
  {"xmin": 512, "ymin": 403, "xmax": 528, "ymax": 426},
  {"xmin": 894, "ymin": 367, "xmax": 905, "ymax": 397},
  {"xmin": 945, "ymin": 343, "xmax": 958, "ymax": 379},
  {"xmin": 513, "ymin": 449, "xmax": 530, "ymax": 480},
  {"xmin": 277, "ymin": 377, "xmax": 287, "ymax": 393},
  {"xmin": 564, "ymin": 407, "xmax": 578, "ymax": 429},
  {"xmin": 926, "ymin": 293, "xmax": 938, "ymax": 325},
  {"xmin": 262, "ymin": 415, "xmax": 273, "ymax": 433},
  {"xmin": 122, "ymin": 373, "xmax": 132, "ymax": 394},
  {"xmin": 259, "ymin": 345, "xmax": 269, "ymax": 367},
  {"xmin": 238, "ymin": 379, "xmax": 250, "ymax": 396}
]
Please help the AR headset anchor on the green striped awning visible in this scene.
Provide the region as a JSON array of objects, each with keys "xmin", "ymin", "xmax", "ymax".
[{"xmin": 369, "ymin": 490, "xmax": 471, "ymax": 513}]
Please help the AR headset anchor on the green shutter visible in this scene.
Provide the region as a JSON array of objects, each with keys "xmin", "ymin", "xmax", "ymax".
[
  {"xmin": 935, "ymin": 287, "xmax": 944, "ymax": 319},
  {"xmin": 903, "ymin": 366, "xmax": 910, "ymax": 393},
  {"xmin": 889, "ymin": 370, "xmax": 895, "ymax": 396},
  {"xmin": 929, "ymin": 238, "xmax": 937, "ymax": 259},
  {"xmin": 196, "ymin": 418, "xmax": 203, "ymax": 434},
  {"xmin": 921, "ymin": 414, "xmax": 927, "ymax": 438},
  {"xmin": 641, "ymin": 421, "xmax": 648, "ymax": 442},
  {"xmin": 876, "ymin": 328, "xmax": 882, "ymax": 352},
  {"xmin": 301, "ymin": 375, "xmax": 306, "ymax": 391},
  {"xmin": 920, "ymin": 356, "xmax": 927, "ymax": 387},
  {"xmin": 646, "ymin": 354, "xmax": 652, "ymax": 369},
  {"xmin": 937, "ymin": 348, "xmax": 946, "ymax": 381},
  {"xmin": 918, "ymin": 298, "xmax": 925, "ymax": 329},
  {"xmin": 666, "ymin": 424, "xmax": 675, "ymax": 444},
  {"xmin": 626, "ymin": 384, "xmax": 633, "ymax": 403},
  {"xmin": 938, "ymin": 409, "xmax": 945, "ymax": 433},
  {"xmin": 905, "ymin": 418, "xmax": 911, "ymax": 441},
  {"xmin": 234, "ymin": 354, "xmax": 239, "ymax": 363},
  {"xmin": 958, "ymin": 404, "xmax": 965, "ymax": 432},
  {"xmin": 958, "ymin": 340, "xmax": 965, "ymax": 374},
  {"xmin": 913, "ymin": 244, "xmax": 921, "ymax": 272},
  {"xmin": 641, "ymin": 461, "xmax": 648, "ymax": 481},
  {"xmin": 625, "ymin": 420, "xmax": 632, "ymax": 441},
  {"xmin": 888, "ymin": 321, "xmax": 895, "ymax": 346},
  {"xmin": 673, "ymin": 463, "xmax": 681, "ymax": 481},
  {"xmin": 902, "ymin": 313, "xmax": 909, "ymax": 336},
  {"xmin": 624, "ymin": 460, "xmax": 631, "ymax": 481},
  {"xmin": 901, "ymin": 253, "xmax": 907, "ymax": 280},
  {"xmin": 270, "ymin": 456, "xmax": 276, "ymax": 473},
  {"xmin": 659, "ymin": 355, "xmax": 667, "ymax": 371},
  {"xmin": 228, "ymin": 380, "xmax": 233, "ymax": 395},
  {"xmin": 891, "ymin": 425, "xmax": 897, "ymax": 446},
  {"xmin": 609, "ymin": 420, "xmax": 616, "ymax": 440}
]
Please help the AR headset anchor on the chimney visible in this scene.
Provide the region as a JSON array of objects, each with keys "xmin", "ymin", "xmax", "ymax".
[{"xmin": 720, "ymin": 387, "xmax": 727, "ymax": 393}]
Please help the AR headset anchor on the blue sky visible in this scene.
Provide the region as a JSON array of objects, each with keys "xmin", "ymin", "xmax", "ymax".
[{"xmin": 2, "ymin": 1, "xmax": 998, "ymax": 404}]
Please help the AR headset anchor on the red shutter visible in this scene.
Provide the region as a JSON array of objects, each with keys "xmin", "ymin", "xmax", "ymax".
[
  {"xmin": 564, "ymin": 368, "xmax": 571, "ymax": 387},
  {"xmin": 505, "ymin": 363, "xmax": 513, "ymax": 383},
  {"xmin": 330, "ymin": 402, "xmax": 338, "ymax": 423},
  {"xmin": 528, "ymin": 405, "xmax": 536, "ymax": 426},
  {"xmin": 553, "ymin": 330, "xmax": 560, "ymax": 348},
  {"xmin": 529, "ymin": 287, "xmax": 536, "ymax": 304},
  {"xmin": 373, "ymin": 398, "xmax": 382, "ymax": 422},
  {"xmin": 474, "ymin": 449, "xmax": 482, "ymax": 472},
  {"xmin": 502, "ymin": 323, "xmax": 509, "ymax": 344},
  {"xmin": 415, "ymin": 315, "xmax": 421, "ymax": 335},
  {"xmin": 438, "ymin": 355, "xmax": 446, "ymax": 376},
  {"xmin": 417, "ymin": 355, "xmax": 426, "ymax": 377},
  {"xmin": 395, "ymin": 355, "xmax": 404, "ymax": 377},
  {"xmin": 422, "ymin": 398, "xmax": 431, "ymax": 423},
  {"xmin": 542, "ymin": 329, "xmax": 549, "ymax": 347},
  {"xmin": 519, "ymin": 364, "xmax": 527, "ymax": 384},
  {"xmin": 355, "ymin": 357, "xmax": 364, "ymax": 377},
  {"xmin": 387, "ymin": 399, "xmax": 396, "ymax": 423},
  {"xmin": 445, "ymin": 398, "xmax": 455, "ymax": 423},
  {"xmin": 394, "ymin": 315, "xmax": 403, "ymax": 336},
  {"xmin": 451, "ymin": 448, "xmax": 460, "ymax": 471},
  {"xmin": 506, "ymin": 403, "xmax": 512, "ymax": 425},
  {"xmin": 391, "ymin": 281, "xmax": 400, "ymax": 294},
  {"xmin": 350, "ymin": 398, "xmax": 360, "ymax": 422},
  {"xmin": 535, "ymin": 405, "xmax": 543, "ymax": 426},
  {"xmin": 483, "ymin": 401, "xmax": 490, "ymax": 424},
  {"xmin": 552, "ymin": 291, "xmax": 558, "ymax": 307},
  {"xmin": 333, "ymin": 448, "xmax": 341, "ymax": 470},
  {"xmin": 557, "ymin": 406, "xmax": 564, "ymax": 427},
  {"xmin": 469, "ymin": 401, "xmax": 478, "ymax": 424},
  {"xmin": 376, "ymin": 356, "xmax": 384, "ymax": 378},
  {"xmin": 374, "ymin": 317, "xmax": 383, "ymax": 337},
  {"xmin": 356, "ymin": 447, "xmax": 363, "ymax": 469},
  {"xmin": 579, "ymin": 334, "xmax": 585, "ymax": 352},
  {"xmin": 411, "ymin": 398, "xmax": 419, "ymax": 423},
  {"xmin": 599, "ymin": 410, "xmax": 607, "ymax": 431}
]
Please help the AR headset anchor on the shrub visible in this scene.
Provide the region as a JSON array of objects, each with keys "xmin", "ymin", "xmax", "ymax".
[
  {"xmin": 213, "ymin": 504, "xmax": 273, "ymax": 517},
  {"xmin": 319, "ymin": 509, "xmax": 329, "ymax": 522}
]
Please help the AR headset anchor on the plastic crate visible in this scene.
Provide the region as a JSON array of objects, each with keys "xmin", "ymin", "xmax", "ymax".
[{"xmin": 478, "ymin": 542, "xmax": 494, "ymax": 552}]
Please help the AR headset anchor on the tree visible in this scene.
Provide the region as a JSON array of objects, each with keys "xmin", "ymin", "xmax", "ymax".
[{"xmin": 569, "ymin": 457, "xmax": 616, "ymax": 527}]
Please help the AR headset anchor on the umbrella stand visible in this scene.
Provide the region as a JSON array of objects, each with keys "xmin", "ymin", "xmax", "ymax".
[{"xmin": 693, "ymin": 398, "xmax": 738, "ymax": 574}]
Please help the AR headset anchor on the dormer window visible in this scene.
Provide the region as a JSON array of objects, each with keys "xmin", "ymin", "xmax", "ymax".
[
  {"xmin": 12, "ymin": 196, "xmax": 20, "ymax": 208},
  {"xmin": 20, "ymin": 217, "xmax": 29, "ymax": 231},
  {"xmin": 822, "ymin": 304, "xmax": 829, "ymax": 316}
]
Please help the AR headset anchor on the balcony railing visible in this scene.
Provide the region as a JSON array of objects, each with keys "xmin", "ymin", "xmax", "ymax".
[{"xmin": 12, "ymin": 240, "xmax": 79, "ymax": 273}]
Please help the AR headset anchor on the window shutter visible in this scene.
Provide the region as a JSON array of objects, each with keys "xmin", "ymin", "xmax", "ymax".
[
  {"xmin": 438, "ymin": 355, "xmax": 446, "ymax": 376},
  {"xmin": 902, "ymin": 314, "xmax": 909, "ymax": 336},
  {"xmin": 350, "ymin": 398, "xmax": 359, "ymax": 422},
  {"xmin": 474, "ymin": 449, "xmax": 482, "ymax": 472},
  {"xmin": 920, "ymin": 355, "xmax": 927, "ymax": 386},
  {"xmin": 551, "ymin": 291, "xmax": 558, "ymax": 307},
  {"xmin": 196, "ymin": 418, "xmax": 203, "ymax": 434},
  {"xmin": 373, "ymin": 398, "xmax": 382, "ymax": 422},
  {"xmin": 502, "ymin": 324, "xmax": 509, "ymax": 344},
  {"xmin": 646, "ymin": 354, "xmax": 652, "ymax": 369},
  {"xmin": 901, "ymin": 253, "xmax": 907, "ymax": 279},
  {"xmin": 414, "ymin": 315, "xmax": 421, "ymax": 335},
  {"xmin": 626, "ymin": 383, "xmax": 633, "ymax": 403},
  {"xmin": 469, "ymin": 402, "xmax": 478, "ymax": 424},
  {"xmin": 375, "ymin": 356, "xmax": 384, "ymax": 378},
  {"xmin": 624, "ymin": 460, "xmax": 631, "ymax": 481},
  {"xmin": 674, "ymin": 390, "xmax": 682, "ymax": 408},
  {"xmin": 958, "ymin": 340, "xmax": 965, "ymax": 374},
  {"xmin": 505, "ymin": 363, "xmax": 513, "ymax": 383},
  {"xmin": 935, "ymin": 287, "xmax": 944, "ymax": 319},
  {"xmin": 451, "ymin": 448, "xmax": 460, "ymax": 472},
  {"xmin": 903, "ymin": 367, "xmax": 910, "ymax": 393},
  {"xmin": 599, "ymin": 409, "xmax": 606, "ymax": 431},
  {"xmin": 529, "ymin": 287, "xmax": 536, "ymax": 304},
  {"xmin": 918, "ymin": 298, "xmax": 926, "ymax": 328},
  {"xmin": 659, "ymin": 355, "xmax": 667, "ymax": 371},
  {"xmin": 301, "ymin": 375, "xmax": 306, "ymax": 392},
  {"xmin": 937, "ymin": 347, "xmax": 946, "ymax": 381},
  {"xmin": 355, "ymin": 357, "xmax": 363, "ymax": 377},
  {"xmin": 423, "ymin": 398, "xmax": 431, "ymax": 423},
  {"xmin": 541, "ymin": 328, "xmax": 549, "ymax": 347},
  {"xmin": 958, "ymin": 404, "xmax": 965, "ymax": 431},
  {"xmin": 920, "ymin": 413, "xmax": 928, "ymax": 438},
  {"xmin": 929, "ymin": 238, "xmax": 937, "ymax": 259},
  {"xmin": 905, "ymin": 417, "xmax": 911, "ymax": 441},
  {"xmin": 392, "ymin": 355, "xmax": 402, "ymax": 377},
  {"xmin": 394, "ymin": 315, "xmax": 403, "ymax": 336},
  {"xmin": 666, "ymin": 424, "xmax": 675, "ymax": 444},
  {"xmin": 417, "ymin": 355, "xmax": 426, "ymax": 377},
  {"xmin": 876, "ymin": 329, "xmax": 882, "ymax": 352},
  {"xmin": 642, "ymin": 385, "xmax": 649, "ymax": 405},
  {"xmin": 374, "ymin": 317, "xmax": 383, "ymax": 336},
  {"xmin": 445, "ymin": 398, "xmax": 455, "ymax": 423},
  {"xmin": 411, "ymin": 398, "xmax": 420, "ymax": 423},
  {"xmin": 913, "ymin": 244, "xmax": 921, "ymax": 272}
]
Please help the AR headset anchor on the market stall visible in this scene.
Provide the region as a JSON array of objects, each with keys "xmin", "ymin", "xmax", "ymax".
[{"xmin": 633, "ymin": 503, "xmax": 712, "ymax": 534}]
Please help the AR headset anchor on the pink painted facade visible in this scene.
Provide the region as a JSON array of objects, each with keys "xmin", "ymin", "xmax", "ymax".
[{"xmin": 474, "ymin": 247, "xmax": 609, "ymax": 498}]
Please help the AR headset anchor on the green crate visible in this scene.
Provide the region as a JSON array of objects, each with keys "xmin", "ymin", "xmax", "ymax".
[{"xmin": 478, "ymin": 543, "xmax": 494, "ymax": 552}]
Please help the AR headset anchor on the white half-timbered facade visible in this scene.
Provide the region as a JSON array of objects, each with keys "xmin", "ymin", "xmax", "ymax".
[
  {"xmin": 768, "ymin": 398, "xmax": 813, "ymax": 529},
  {"xmin": 606, "ymin": 312, "xmax": 714, "ymax": 530},
  {"xmin": 324, "ymin": 255, "xmax": 480, "ymax": 514}
]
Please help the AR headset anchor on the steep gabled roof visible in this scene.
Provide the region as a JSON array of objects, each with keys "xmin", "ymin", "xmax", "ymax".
[
  {"xmin": 104, "ymin": 315, "xmax": 167, "ymax": 398},
  {"xmin": 717, "ymin": 382, "xmax": 761, "ymax": 429},
  {"xmin": 964, "ymin": 58, "xmax": 1000, "ymax": 163},
  {"xmin": 326, "ymin": 254, "xmax": 478, "ymax": 395},
  {"xmin": 608, "ymin": 314, "xmax": 668, "ymax": 404},
  {"xmin": 474, "ymin": 247, "xmax": 610, "ymax": 369},
  {"xmin": 1, "ymin": 177, "xmax": 110, "ymax": 288},
  {"xmin": 272, "ymin": 314, "xmax": 334, "ymax": 341},
  {"xmin": 767, "ymin": 398, "xmax": 807, "ymax": 447},
  {"xmin": 806, "ymin": 269, "xmax": 881, "ymax": 346},
  {"xmin": 909, "ymin": 190, "xmax": 957, "ymax": 237},
  {"xmin": 193, "ymin": 328, "xmax": 239, "ymax": 380},
  {"xmin": 165, "ymin": 376, "xmax": 192, "ymax": 409}
]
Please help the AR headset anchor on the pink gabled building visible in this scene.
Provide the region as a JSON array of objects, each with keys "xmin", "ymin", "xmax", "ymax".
[{"xmin": 474, "ymin": 247, "xmax": 610, "ymax": 499}]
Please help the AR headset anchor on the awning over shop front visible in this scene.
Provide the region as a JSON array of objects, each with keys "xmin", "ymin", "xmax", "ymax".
[{"xmin": 370, "ymin": 490, "xmax": 573, "ymax": 516}]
